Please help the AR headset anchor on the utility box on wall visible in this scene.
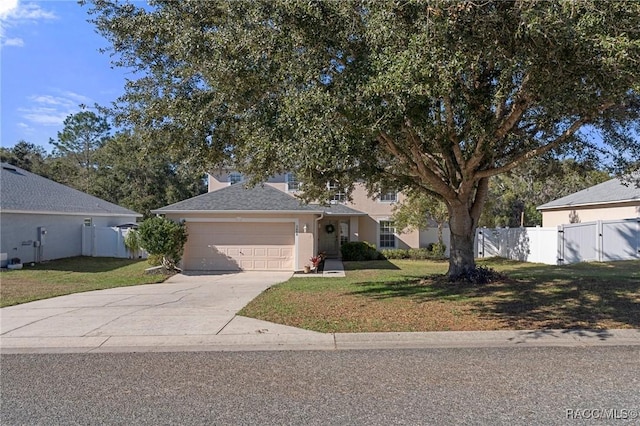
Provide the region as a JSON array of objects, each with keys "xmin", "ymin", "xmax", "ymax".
[{"xmin": 37, "ymin": 226, "xmax": 47, "ymax": 246}]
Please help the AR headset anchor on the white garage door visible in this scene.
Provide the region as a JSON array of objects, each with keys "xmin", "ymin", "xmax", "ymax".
[{"xmin": 183, "ymin": 222, "xmax": 295, "ymax": 271}]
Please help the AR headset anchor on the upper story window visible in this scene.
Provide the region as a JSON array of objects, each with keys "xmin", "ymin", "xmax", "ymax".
[
  {"xmin": 379, "ymin": 191, "xmax": 398, "ymax": 202},
  {"xmin": 328, "ymin": 182, "xmax": 346, "ymax": 203},
  {"xmin": 286, "ymin": 173, "xmax": 300, "ymax": 192},
  {"xmin": 228, "ymin": 172, "xmax": 243, "ymax": 185},
  {"xmin": 379, "ymin": 220, "xmax": 396, "ymax": 248}
]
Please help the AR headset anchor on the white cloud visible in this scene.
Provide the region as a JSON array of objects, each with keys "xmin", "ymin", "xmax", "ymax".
[
  {"xmin": 0, "ymin": 0, "xmax": 19, "ymax": 20},
  {"xmin": 18, "ymin": 91, "xmax": 95, "ymax": 127},
  {"xmin": 0, "ymin": 1, "xmax": 57, "ymax": 21},
  {"xmin": 0, "ymin": 1, "xmax": 57, "ymax": 47},
  {"xmin": 3, "ymin": 37, "xmax": 23, "ymax": 47}
]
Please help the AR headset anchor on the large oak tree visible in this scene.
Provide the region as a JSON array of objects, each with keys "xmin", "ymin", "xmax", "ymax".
[{"xmin": 87, "ymin": 0, "xmax": 640, "ymax": 277}]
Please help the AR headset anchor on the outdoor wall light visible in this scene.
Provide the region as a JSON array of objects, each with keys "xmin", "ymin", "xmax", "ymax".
[{"xmin": 303, "ymin": 224, "xmax": 308, "ymax": 233}]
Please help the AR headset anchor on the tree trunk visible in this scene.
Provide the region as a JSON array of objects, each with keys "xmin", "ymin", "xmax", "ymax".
[
  {"xmin": 446, "ymin": 178, "xmax": 489, "ymax": 278},
  {"xmin": 447, "ymin": 204, "xmax": 477, "ymax": 277}
]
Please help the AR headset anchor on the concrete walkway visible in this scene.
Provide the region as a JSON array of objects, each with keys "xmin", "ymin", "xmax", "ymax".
[
  {"xmin": 293, "ymin": 258, "xmax": 346, "ymax": 278},
  {"xmin": 1, "ymin": 268, "xmax": 639, "ymax": 354}
]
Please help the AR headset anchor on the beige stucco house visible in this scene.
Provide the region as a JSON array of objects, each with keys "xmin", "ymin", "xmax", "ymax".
[
  {"xmin": 153, "ymin": 172, "xmax": 440, "ymax": 272},
  {"xmin": 537, "ymin": 175, "xmax": 640, "ymax": 227}
]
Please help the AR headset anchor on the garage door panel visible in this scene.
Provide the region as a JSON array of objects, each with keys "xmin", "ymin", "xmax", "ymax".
[{"xmin": 184, "ymin": 222, "xmax": 295, "ymax": 271}]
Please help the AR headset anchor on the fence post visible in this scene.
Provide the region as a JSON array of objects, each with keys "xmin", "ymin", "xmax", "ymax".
[
  {"xmin": 596, "ymin": 220, "xmax": 603, "ymax": 262},
  {"xmin": 557, "ymin": 225, "xmax": 564, "ymax": 265}
]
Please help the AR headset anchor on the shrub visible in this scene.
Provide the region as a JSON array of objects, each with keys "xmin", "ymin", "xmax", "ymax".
[
  {"xmin": 341, "ymin": 241, "xmax": 381, "ymax": 261},
  {"xmin": 138, "ymin": 216, "xmax": 188, "ymax": 270},
  {"xmin": 380, "ymin": 247, "xmax": 446, "ymax": 260},
  {"xmin": 408, "ymin": 248, "xmax": 430, "ymax": 260},
  {"xmin": 427, "ymin": 242, "xmax": 447, "ymax": 259},
  {"xmin": 147, "ymin": 254, "xmax": 163, "ymax": 267},
  {"xmin": 380, "ymin": 249, "xmax": 409, "ymax": 259},
  {"xmin": 123, "ymin": 229, "xmax": 141, "ymax": 258}
]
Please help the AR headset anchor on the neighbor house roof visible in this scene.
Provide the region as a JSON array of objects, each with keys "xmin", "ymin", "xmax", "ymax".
[
  {"xmin": 537, "ymin": 174, "xmax": 640, "ymax": 211},
  {"xmin": 0, "ymin": 163, "xmax": 141, "ymax": 217},
  {"xmin": 152, "ymin": 183, "xmax": 366, "ymax": 216}
]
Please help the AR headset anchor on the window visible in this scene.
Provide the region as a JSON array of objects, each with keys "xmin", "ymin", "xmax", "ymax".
[
  {"xmin": 228, "ymin": 172, "xmax": 243, "ymax": 185},
  {"xmin": 84, "ymin": 218, "xmax": 92, "ymax": 227},
  {"xmin": 379, "ymin": 191, "xmax": 397, "ymax": 202},
  {"xmin": 379, "ymin": 220, "xmax": 396, "ymax": 248},
  {"xmin": 328, "ymin": 182, "xmax": 346, "ymax": 203},
  {"xmin": 286, "ymin": 173, "xmax": 300, "ymax": 192}
]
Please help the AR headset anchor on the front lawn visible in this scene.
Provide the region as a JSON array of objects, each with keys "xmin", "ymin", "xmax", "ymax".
[
  {"xmin": 239, "ymin": 258, "xmax": 640, "ymax": 332},
  {"xmin": 0, "ymin": 257, "xmax": 169, "ymax": 307}
]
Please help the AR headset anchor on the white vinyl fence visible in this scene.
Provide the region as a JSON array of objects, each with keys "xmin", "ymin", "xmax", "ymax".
[
  {"xmin": 476, "ymin": 218, "xmax": 640, "ymax": 265},
  {"xmin": 81, "ymin": 226, "xmax": 147, "ymax": 259}
]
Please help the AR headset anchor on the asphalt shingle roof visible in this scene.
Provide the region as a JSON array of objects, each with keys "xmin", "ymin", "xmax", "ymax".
[
  {"xmin": 153, "ymin": 183, "xmax": 365, "ymax": 215},
  {"xmin": 537, "ymin": 174, "xmax": 640, "ymax": 210},
  {"xmin": 0, "ymin": 163, "xmax": 140, "ymax": 217}
]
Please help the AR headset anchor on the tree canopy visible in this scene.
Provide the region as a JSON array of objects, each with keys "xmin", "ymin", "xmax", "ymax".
[
  {"xmin": 50, "ymin": 110, "xmax": 111, "ymax": 193},
  {"xmin": 87, "ymin": 0, "xmax": 640, "ymax": 276}
]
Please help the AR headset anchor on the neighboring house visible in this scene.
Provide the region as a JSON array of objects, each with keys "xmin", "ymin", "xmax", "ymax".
[
  {"xmin": 537, "ymin": 174, "xmax": 640, "ymax": 227},
  {"xmin": 0, "ymin": 163, "xmax": 141, "ymax": 266},
  {"xmin": 153, "ymin": 172, "xmax": 440, "ymax": 272}
]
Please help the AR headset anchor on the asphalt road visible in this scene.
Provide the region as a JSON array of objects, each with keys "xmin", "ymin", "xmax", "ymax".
[{"xmin": 2, "ymin": 346, "xmax": 639, "ymax": 425}]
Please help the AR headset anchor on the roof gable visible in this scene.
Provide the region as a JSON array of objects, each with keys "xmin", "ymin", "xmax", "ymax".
[
  {"xmin": 537, "ymin": 174, "xmax": 640, "ymax": 210},
  {"xmin": 153, "ymin": 183, "xmax": 365, "ymax": 215},
  {"xmin": 0, "ymin": 163, "xmax": 140, "ymax": 217}
]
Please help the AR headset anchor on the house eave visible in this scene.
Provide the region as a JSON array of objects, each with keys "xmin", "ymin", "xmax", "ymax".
[
  {"xmin": 537, "ymin": 198, "xmax": 640, "ymax": 211},
  {"xmin": 152, "ymin": 209, "xmax": 367, "ymax": 216},
  {"xmin": 152, "ymin": 209, "xmax": 326, "ymax": 215},
  {"xmin": 1, "ymin": 209, "xmax": 141, "ymax": 217}
]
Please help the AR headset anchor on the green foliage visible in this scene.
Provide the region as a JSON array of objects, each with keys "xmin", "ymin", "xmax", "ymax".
[
  {"xmin": 146, "ymin": 254, "xmax": 163, "ymax": 267},
  {"xmin": 0, "ymin": 141, "xmax": 49, "ymax": 175},
  {"xmin": 480, "ymin": 157, "xmax": 611, "ymax": 227},
  {"xmin": 341, "ymin": 241, "xmax": 381, "ymax": 261},
  {"xmin": 50, "ymin": 111, "xmax": 111, "ymax": 193},
  {"xmin": 381, "ymin": 245, "xmax": 447, "ymax": 261},
  {"xmin": 123, "ymin": 229, "xmax": 141, "ymax": 258},
  {"xmin": 426, "ymin": 243, "xmax": 447, "ymax": 259},
  {"xmin": 137, "ymin": 217, "xmax": 188, "ymax": 270},
  {"xmin": 92, "ymin": 132, "xmax": 206, "ymax": 217},
  {"xmin": 392, "ymin": 191, "xmax": 449, "ymax": 244},
  {"xmin": 87, "ymin": 0, "xmax": 640, "ymax": 275}
]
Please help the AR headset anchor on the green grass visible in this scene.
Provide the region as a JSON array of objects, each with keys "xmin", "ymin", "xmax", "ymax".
[
  {"xmin": 0, "ymin": 257, "xmax": 170, "ymax": 307},
  {"xmin": 240, "ymin": 258, "xmax": 640, "ymax": 332}
]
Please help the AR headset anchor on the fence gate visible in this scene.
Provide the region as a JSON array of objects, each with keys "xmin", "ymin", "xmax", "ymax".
[{"xmin": 559, "ymin": 219, "xmax": 640, "ymax": 264}]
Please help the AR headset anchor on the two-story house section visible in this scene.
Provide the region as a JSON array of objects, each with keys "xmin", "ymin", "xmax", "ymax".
[{"xmin": 152, "ymin": 172, "xmax": 438, "ymax": 272}]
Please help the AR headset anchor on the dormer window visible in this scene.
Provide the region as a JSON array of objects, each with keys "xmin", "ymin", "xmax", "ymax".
[
  {"xmin": 229, "ymin": 172, "xmax": 243, "ymax": 185},
  {"xmin": 286, "ymin": 173, "xmax": 300, "ymax": 192}
]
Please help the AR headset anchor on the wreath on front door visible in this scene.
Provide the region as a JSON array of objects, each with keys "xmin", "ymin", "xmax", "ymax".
[{"xmin": 325, "ymin": 224, "xmax": 335, "ymax": 234}]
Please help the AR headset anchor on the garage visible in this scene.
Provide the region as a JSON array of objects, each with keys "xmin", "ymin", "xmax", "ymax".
[{"xmin": 182, "ymin": 221, "xmax": 295, "ymax": 271}]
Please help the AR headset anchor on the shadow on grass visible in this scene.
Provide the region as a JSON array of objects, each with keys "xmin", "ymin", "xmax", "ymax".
[
  {"xmin": 343, "ymin": 260, "xmax": 401, "ymax": 271},
  {"xmin": 348, "ymin": 263, "xmax": 640, "ymax": 331},
  {"xmin": 24, "ymin": 256, "xmax": 143, "ymax": 273}
]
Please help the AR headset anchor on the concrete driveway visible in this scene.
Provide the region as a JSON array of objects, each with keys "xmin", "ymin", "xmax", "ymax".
[{"xmin": 0, "ymin": 271, "xmax": 329, "ymax": 353}]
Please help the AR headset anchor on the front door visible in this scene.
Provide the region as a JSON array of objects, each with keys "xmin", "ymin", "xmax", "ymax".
[{"xmin": 319, "ymin": 220, "xmax": 339, "ymax": 257}]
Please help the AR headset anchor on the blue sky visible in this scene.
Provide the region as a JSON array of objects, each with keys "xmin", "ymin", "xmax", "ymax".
[{"xmin": 1, "ymin": 0, "xmax": 132, "ymax": 152}]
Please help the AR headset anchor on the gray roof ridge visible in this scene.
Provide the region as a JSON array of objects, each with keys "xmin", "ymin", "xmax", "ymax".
[
  {"xmin": 153, "ymin": 181, "xmax": 366, "ymax": 215},
  {"xmin": 537, "ymin": 173, "xmax": 640, "ymax": 210}
]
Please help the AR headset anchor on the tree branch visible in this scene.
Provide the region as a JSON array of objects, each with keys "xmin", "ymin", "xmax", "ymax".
[
  {"xmin": 476, "ymin": 101, "xmax": 616, "ymax": 179},
  {"xmin": 379, "ymin": 131, "xmax": 457, "ymax": 199},
  {"xmin": 470, "ymin": 177, "xmax": 489, "ymax": 224}
]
